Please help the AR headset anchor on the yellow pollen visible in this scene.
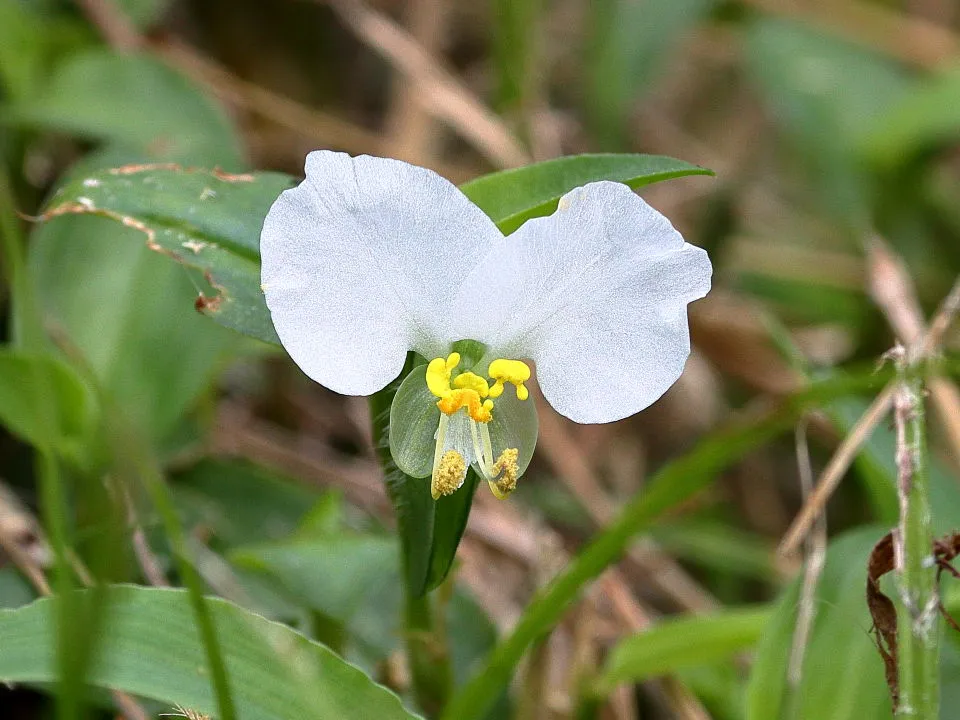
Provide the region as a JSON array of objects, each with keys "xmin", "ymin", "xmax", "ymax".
[
  {"xmin": 432, "ymin": 450, "xmax": 466, "ymax": 499},
  {"xmin": 488, "ymin": 359, "xmax": 531, "ymax": 401},
  {"xmin": 488, "ymin": 448, "xmax": 519, "ymax": 499}
]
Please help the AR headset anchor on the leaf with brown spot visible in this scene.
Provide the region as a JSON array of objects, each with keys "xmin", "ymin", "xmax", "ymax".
[{"xmin": 37, "ymin": 166, "xmax": 296, "ymax": 345}]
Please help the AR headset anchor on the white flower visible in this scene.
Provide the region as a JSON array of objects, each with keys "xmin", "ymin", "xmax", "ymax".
[{"xmin": 261, "ymin": 151, "xmax": 712, "ymax": 499}]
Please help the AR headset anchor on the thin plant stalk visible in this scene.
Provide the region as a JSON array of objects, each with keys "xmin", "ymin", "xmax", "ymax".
[
  {"xmin": 1, "ymin": 163, "xmax": 84, "ymax": 720},
  {"xmin": 101, "ymin": 402, "xmax": 238, "ymax": 720},
  {"xmin": 893, "ymin": 363, "xmax": 939, "ymax": 718},
  {"xmin": 403, "ymin": 590, "xmax": 453, "ymax": 715}
]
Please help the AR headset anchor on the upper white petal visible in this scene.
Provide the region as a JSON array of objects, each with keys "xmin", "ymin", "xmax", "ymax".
[
  {"xmin": 260, "ymin": 151, "xmax": 503, "ymax": 395},
  {"xmin": 454, "ymin": 181, "xmax": 711, "ymax": 423}
]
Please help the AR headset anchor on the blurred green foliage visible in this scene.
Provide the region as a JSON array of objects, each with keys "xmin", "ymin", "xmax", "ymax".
[{"xmin": 1, "ymin": 1, "xmax": 959, "ymax": 719}]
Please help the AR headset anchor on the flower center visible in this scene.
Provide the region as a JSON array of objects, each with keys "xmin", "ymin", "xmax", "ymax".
[
  {"xmin": 426, "ymin": 352, "xmax": 531, "ymax": 421},
  {"xmin": 425, "ymin": 351, "xmax": 530, "ymax": 499}
]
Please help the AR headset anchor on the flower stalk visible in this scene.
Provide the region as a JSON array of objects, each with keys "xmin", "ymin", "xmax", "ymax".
[{"xmin": 893, "ymin": 356, "xmax": 939, "ymax": 719}]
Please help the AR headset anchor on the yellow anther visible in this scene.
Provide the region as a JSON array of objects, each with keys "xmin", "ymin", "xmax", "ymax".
[
  {"xmin": 453, "ymin": 371, "xmax": 490, "ymax": 397},
  {"xmin": 437, "ymin": 389, "xmax": 492, "ymax": 423},
  {"xmin": 426, "ymin": 353, "xmax": 460, "ymax": 398},
  {"xmin": 488, "ymin": 359, "xmax": 531, "ymax": 401},
  {"xmin": 432, "ymin": 450, "xmax": 466, "ymax": 499},
  {"xmin": 488, "ymin": 448, "xmax": 519, "ymax": 499}
]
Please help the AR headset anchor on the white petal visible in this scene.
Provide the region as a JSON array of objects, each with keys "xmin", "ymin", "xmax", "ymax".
[
  {"xmin": 260, "ymin": 151, "xmax": 502, "ymax": 395},
  {"xmin": 456, "ymin": 181, "xmax": 711, "ymax": 423}
]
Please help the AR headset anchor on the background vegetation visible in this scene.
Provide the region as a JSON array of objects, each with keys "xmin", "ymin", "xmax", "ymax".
[{"xmin": 1, "ymin": 0, "xmax": 960, "ymax": 719}]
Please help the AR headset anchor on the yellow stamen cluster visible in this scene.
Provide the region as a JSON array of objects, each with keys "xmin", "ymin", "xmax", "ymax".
[
  {"xmin": 432, "ymin": 450, "xmax": 466, "ymax": 499},
  {"xmin": 488, "ymin": 359, "xmax": 531, "ymax": 401},
  {"xmin": 426, "ymin": 353, "xmax": 494, "ymax": 423},
  {"xmin": 425, "ymin": 352, "xmax": 532, "ymax": 500}
]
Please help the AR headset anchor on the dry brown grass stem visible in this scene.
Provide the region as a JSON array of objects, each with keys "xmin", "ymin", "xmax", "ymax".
[
  {"xmin": 779, "ymin": 384, "xmax": 895, "ymax": 556},
  {"xmin": 77, "ymin": 0, "xmax": 483, "ymax": 180},
  {"xmin": 384, "ymin": 0, "xmax": 447, "ymax": 165},
  {"xmin": 599, "ymin": 573, "xmax": 713, "ymax": 720},
  {"xmin": 112, "ymin": 479, "xmax": 170, "ymax": 588},
  {"xmin": 0, "ymin": 485, "xmax": 52, "ymax": 595},
  {"xmin": 324, "ymin": 0, "xmax": 530, "ymax": 169},
  {"xmin": 787, "ymin": 422, "xmax": 828, "ymax": 688},
  {"xmin": 534, "ymin": 400, "xmax": 716, "ymax": 718},
  {"xmin": 73, "ymin": 0, "xmax": 141, "ymax": 51},
  {"xmin": 870, "ymin": 241, "xmax": 960, "ymax": 462},
  {"xmin": 780, "ymin": 246, "xmax": 960, "ymax": 556},
  {"xmin": 740, "ymin": 0, "xmax": 958, "ymax": 69},
  {"xmin": 156, "ymin": 41, "xmax": 386, "ymax": 158}
]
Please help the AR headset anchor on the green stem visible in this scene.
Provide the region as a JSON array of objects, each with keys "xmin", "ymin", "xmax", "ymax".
[
  {"xmin": 0, "ymin": 163, "xmax": 43, "ymax": 351},
  {"xmin": 2, "ymin": 163, "xmax": 81, "ymax": 719},
  {"xmin": 404, "ymin": 590, "xmax": 452, "ymax": 715},
  {"xmin": 894, "ymin": 369, "xmax": 939, "ymax": 718},
  {"xmin": 105, "ymin": 412, "xmax": 238, "ymax": 720}
]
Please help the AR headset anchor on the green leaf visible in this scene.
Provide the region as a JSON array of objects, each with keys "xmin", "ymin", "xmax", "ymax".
[
  {"xmin": 0, "ymin": 569, "xmax": 35, "ymax": 610},
  {"xmin": 459, "ymin": 153, "xmax": 713, "ymax": 234},
  {"xmin": 442, "ymin": 369, "xmax": 902, "ymax": 720},
  {"xmin": 593, "ymin": 605, "xmax": 772, "ymax": 696},
  {"xmin": 115, "ymin": 0, "xmax": 174, "ymax": 29},
  {"xmin": 423, "ymin": 470, "xmax": 479, "ymax": 592},
  {"xmin": 585, "ymin": 0, "xmax": 713, "ymax": 146},
  {"xmin": 743, "ymin": 17, "xmax": 908, "ymax": 227},
  {"xmin": 0, "ymin": 349, "xmax": 97, "ymax": 464},
  {"xmin": 230, "ymin": 536, "xmax": 400, "ymax": 655},
  {"xmin": 649, "ymin": 521, "xmax": 776, "ymax": 581},
  {"xmin": 745, "ymin": 527, "xmax": 893, "ymax": 720},
  {"xmin": 9, "ymin": 49, "xmax": 242, "ymax": 166},
  {"xmin": 37, "ymin": 162, "xmax": 294, "ymax": 348},
  {"xmin": 865, "ymin": 65, "xmax": 960, "ymax": 167},
  {"xmin": 0, "ymin": 585, "xmax": 419, "ymax": 720},
  {"xmin": 0, "ymin": 2, "xmax": 57, "ymax": 100},
  {"xmin": 174, "ymin": 459, "xmax": 320, "ymax": 548}
]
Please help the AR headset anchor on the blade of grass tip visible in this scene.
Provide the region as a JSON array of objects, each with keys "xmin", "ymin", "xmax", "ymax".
[{"xmin": 442, "ymin": 369, "xmax": 903, "ymax": 720}]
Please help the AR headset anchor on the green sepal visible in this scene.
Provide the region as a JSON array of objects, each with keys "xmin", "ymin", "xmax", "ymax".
[
  {"xmin": 389, "ymin": 362, "xmax": 438, "ymax": 478},
  {"xmin": 485, "ymin": 385, "xmax": 538, "ymax": 479},
  {"xmin": 372, "ymin": 357, "xmax": 475, "ymax": 595}
]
